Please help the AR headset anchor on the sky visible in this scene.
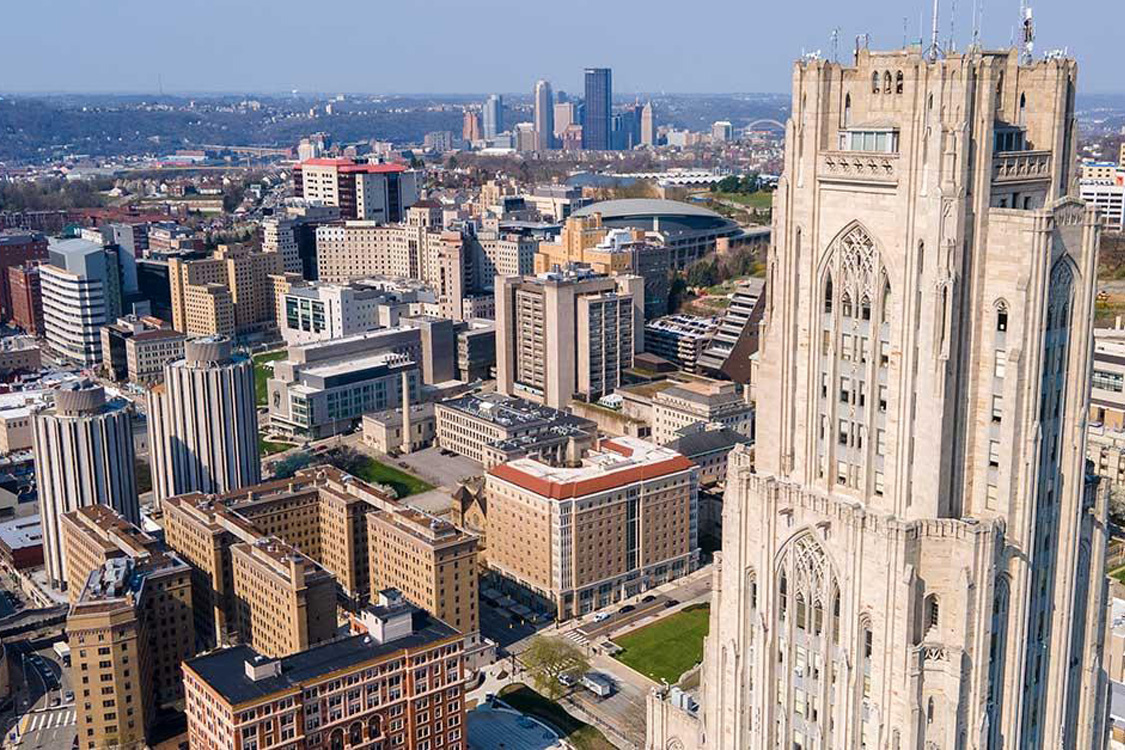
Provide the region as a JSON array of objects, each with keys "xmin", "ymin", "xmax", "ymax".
[{"xmin": 2, "ymin": 0, "xmax": 1122, "ymax": 95}]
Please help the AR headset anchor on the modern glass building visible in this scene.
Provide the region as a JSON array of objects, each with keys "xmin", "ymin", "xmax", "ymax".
[{"xmin": 582, "ymin": 68, "xmax": 611, "ymax": 151}]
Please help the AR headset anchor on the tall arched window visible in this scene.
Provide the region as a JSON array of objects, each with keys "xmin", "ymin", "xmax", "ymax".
[
  {"xmin": 844, "ymin": 93, "xmax": 852, "ymax": 127},
  {"xmin": 1019, "ymin": 92, "xmax": 1027, "ymax": 126},
  {"xmin": 872, "ymin": 71, "xmax": 881, "ymax": 93},
  {"xmin": 884, "ymin": 71, "xmax": 893, "ymax": 94},
  {"xmin": 995, "ymin": 71, "xmax": 1004, "ymax": 110},
  {"xmin": 996, "ymin": 301, "xmax": 1009, "ymax": 332},
  {"xmin": 925, "ymin": 594, "xmax": 940, "ymax": 634},
  {"xmin": 895, "ymin": 71, "xmax": 904, "ymax": 94},
  {"xmin": 824, "ymin": 273, "xmax": 834, "ymax": 313}
]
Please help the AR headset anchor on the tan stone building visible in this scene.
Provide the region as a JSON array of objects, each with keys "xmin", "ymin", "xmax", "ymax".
[
  {"xmin": 0, "ymin": 335, "xmax": 40, "ymax": 374},
  {"xmin": 60, "ymin": 505, "xmax": 162, "ymax": 604},
  {"xmin": 495, "ymin": 268, "xmax": 644, "ymax": 409},
  {"xmin": 367, "ymin": 507, "xmax": 479, "ymax": 637},
  {"xmin": 647, "ymin": 44, "xmax": 1108, "ymax": 750},
  {"xmin": 168, "ymin": 244, "xmax": 296, "ymax": 336},
  {"xmin": 68, "ymin": 551, "xmax": 194, "ymax": 750},
  {"xmin": 162, "ymin": 466, "xmax": 397, "ymax": 648},
  {"xmin": 125, "ymin": 328, "xmax": 185, "ymax": 385},
  {"xmin": 231, "ymin": 537, "xmax": 337, "ymax": 658},
  {"xmin": 313, "ymin": 205, "xmax": 456, "ymax": 286},
  {"xmin": 485, "ymin": 436, "xmax": 698, "ymax": 619}
]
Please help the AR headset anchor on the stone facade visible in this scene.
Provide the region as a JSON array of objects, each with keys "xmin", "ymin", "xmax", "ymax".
[{"xmin": 648, "ymin": 45, "xmax": 1108, "ymax": 750}]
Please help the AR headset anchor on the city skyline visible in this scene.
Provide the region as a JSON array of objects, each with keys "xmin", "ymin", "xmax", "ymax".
[{"xmin": 1, "ymin": 0, "xmax": 1123, "ymax": 94}]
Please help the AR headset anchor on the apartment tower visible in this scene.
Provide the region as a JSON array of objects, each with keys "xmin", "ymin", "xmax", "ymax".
[
  {"xmin": 33, "ymin": 381, "xmax": 138, "ymax": 589},
  {"xmin": 647, "ymin": 44, "xmax": 1108, "ymax": 750},
  {"xmin": 534, "ymin": 79, "xmax": 555, "ymax": 150},
  {"xmin": 583, "ymin": 68, "xmax": 612, "ymax": 151},
  {"xmin": 147, "ymin": 337, "xmax": 260, "ymax": 506}
]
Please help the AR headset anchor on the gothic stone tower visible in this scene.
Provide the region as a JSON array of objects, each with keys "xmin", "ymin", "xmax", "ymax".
[{"xmin": 647, "ymin": 44, "xmax": 1108, "ymax": 750}]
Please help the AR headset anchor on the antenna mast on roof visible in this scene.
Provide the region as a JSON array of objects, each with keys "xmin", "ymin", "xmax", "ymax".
[
  {"xmin": 948, "ymin": 0, "xmax": 957, "ymax": 53},
  {"xmin": 926, "ymin": 0, "xmax": 943, "ymax": 61},
  {"xmin": 1019, "ymin": 1, "xmax": 1035, "ymax": 64},
  {"xmin": 831, "ymin": 27, "xmax": 840, "ymax": 63},
  {"xmin": 971, "ymin": 0, "xmax": 983, "ymax": 49}
]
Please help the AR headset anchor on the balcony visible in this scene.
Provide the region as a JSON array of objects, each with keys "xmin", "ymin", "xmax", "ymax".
[
  {"xmin": 992, "ymin": 150, "xmax": 1052, "ymax": 185},
  {"xmin": 818, "ymin": 151, "xmax": 899, "ymax": 186}
]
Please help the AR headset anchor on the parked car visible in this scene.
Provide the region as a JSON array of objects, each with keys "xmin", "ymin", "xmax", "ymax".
[
  {"xmin": 619, "ymin": 605, "xmax": 635, "ymax": 615},
  {"xmin": 558, "ymin": 673, "xmax": 576, "ymax": 687},
  {"xmin": 592, "ymin": 612, "xmax": 610, "ymax": 623},
  {"xmin": 642, "ymin": 594, "xmax": 657, "ymax": 603}
]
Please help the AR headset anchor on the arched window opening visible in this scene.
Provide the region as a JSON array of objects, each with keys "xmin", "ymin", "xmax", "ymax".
[
  {"xmin": 844, "ymin": 93, "xmax": 852, "ymax": 127},
  {"xmin": 927, "ymin": 697, "xmax": 936, "ymax": 724},
  {"xmin": 842, "ymin": 292, "xmax": 853, "ymax": 319},
  {"xmin": 779, "ymin": 571, "xmax": 788, "ymax": 618},
  {"xmin": 995, "ymin": 72, "xmax": 1004, "ymax": 110},
  {"xmin": 1019, "ymin": 92, "xmax": 1027, "ymax": 126},
  {"xmin": 881, "ymin": 281, "xmax": 892, "ymax": 323},
  {"xmin": 861, "ymin": 295, "xmax": 872, "ymax": 321},
  {"xmin": 895, "ymin": 71, "xmax": 904, "ymax": 94},
  {"xmin": 996, "ymin": 302, "xmax": 1009, "ymax": 332},
  {"xmin": 824, "ymin": 274, "xmax": 834, "ymax": 313},
  {"xmin": 872, "ymin": 71, "xmax": 881, "ymax": 94},
  {"xmin": 925, "ymin": 594, "xmax": 940, "ymax": 634},
  {"xmin": 796, "ymin": 593, "xmax": 807, "ymax": 630},
  {"xmin": 884, "ymin": 71, "xmax": 893, "ymax": 94}
]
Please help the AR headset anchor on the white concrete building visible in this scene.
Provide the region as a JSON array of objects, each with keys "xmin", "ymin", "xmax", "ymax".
[
  {"xmin": 41, "ymin": 239, "xmax": 122, "ymax": 366},
  {"xmin": 33, "ymin": 381, "xmax": 137, "ymax": 588},
  {"xmin": 147, "ymin": 337, "xmax": 260, "ymax": 506}
]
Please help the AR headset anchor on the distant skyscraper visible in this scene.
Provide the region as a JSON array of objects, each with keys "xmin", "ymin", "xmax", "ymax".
[
  {"xmin": 583, "ymin": 68, "xmax": 611, "ymax": 151},
  {"xmin": 554, "ymin": 101, "xmax": 576, "ymax": 141},
  {"xmin": 462, "ymin": 109, "xmax": 481, "ymax": 142},
  {"xmin": 147, "ymin": 336, "xmax": 260, "ymax": 506},
  {"xmin": 483, "ymin": 94, "xmax": 503, "ymax": 139},
  {"xmin": 533, "ymin": 79, "xmax": 554, "ymax": 150},
  {"xmin": 641, "ymin": 101, "xmax": 655, "ymax": 146},
  {"xmin": 711, "ymin": 120, "xmax": 734, "ymax": 142},
  {"xmin": 34, "ymin": 381, "xmax": 137, "ymax": 588},
  {"xmin": 611, "ymin": 103, "xmax": 642, "ymax": 150}
]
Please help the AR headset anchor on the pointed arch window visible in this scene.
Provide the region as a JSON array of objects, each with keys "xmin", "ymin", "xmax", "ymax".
[
  {"xmin": 872, "ymin": 71, "xmax": 881, "ymax": 94},
  {"xmin": 924, "ymin": 594, "xmax": 940, "ymax": 634},
  {"xmin": 1019, "ymin": 92, "xmax": 1027, "ymax": 126},
  {"xmin": 844, "ymin": 93, "xmax": 852, "ymax": 127},
  {"xmin": 895, "ymin": 71, "xmax": 904, "ymax": 94},
  {"xmin": 824, "ymin": 273, "xmax": 834, "ymax": 313},
  {"xmin": 996, "ymin": 301, "xmax": 1009, "ymax": 332},
  {"xmin": 884, "ymin": 71, "xmax": 893, "ymax": 94}
]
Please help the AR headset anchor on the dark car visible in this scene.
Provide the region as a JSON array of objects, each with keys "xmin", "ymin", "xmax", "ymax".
[
  {"xmin": 664, "ymin": 598, "xmax": 679, "ymax": 608},
  {"xmin": 619, "ymin": 605, "xmax": 635, "ymax": 615},
  {"xmin": 642, "ymin": 595, "xmax": 657, "ymax": 603}
]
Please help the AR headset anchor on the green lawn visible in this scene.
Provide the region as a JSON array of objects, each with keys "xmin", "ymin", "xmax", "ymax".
[
  {"xmin": 344, "ymin": 455, "xmax": 433, "ymax": 498},
  {"xmin": 712, "ymin": 190, "xmax": 774, "ymax": 209},
  {"xmin": 611, "ymin": 604, "xmax": 710, "ymax": 684},
  {"xmin": 253, "ymin": 349, "xmax": 286, "ymax": 406},
  {"xmin": 259, "ymin": 435, "xmax": 295, "ymax": 456},
  {"xmin": 496, "ymin": 684, "xmax": 616, "ymax": 750}
]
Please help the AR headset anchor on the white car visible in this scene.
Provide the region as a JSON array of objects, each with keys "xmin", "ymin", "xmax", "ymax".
[{"xmin": 592, "ymin": 612, "xmax": 610, "ymax": 623}]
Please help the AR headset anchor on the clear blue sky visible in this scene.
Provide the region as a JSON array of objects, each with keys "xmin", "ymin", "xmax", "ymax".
[{"xmin": 2, "ymin": 0, "xmax": 1120, "ymax": 94}]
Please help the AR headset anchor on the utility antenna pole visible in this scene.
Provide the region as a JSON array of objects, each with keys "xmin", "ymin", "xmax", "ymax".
[
  {"xmin": 926, "ymin": 0, "xmax": 942, "ymax": 61},
  {"xmin": 831, "ymin": 27, "xmax": 840, "ymax": 63},
  {"xmin": 971, "ymin": 0, "xmax": 983, "ymax": 49},
  {"xmin": 1019, "ymin": 1, "xmax": 1035, "ymax": 64},
  {"xmin": 949, "ymin": 0, "xmax": 957, "ymax": 53}
]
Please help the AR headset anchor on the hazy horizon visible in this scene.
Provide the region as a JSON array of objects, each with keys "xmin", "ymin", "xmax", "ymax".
[{"xmin": 2, "ymin": 0, "xmax": 1123, "ymax": 96}]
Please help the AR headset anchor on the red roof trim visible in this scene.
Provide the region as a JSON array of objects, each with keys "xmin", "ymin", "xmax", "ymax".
[
  {"xmin": 488, "ymin": 455, "xmax": 695, "ymax": 500},
  {"xmin": 297, "ymin": 158, "xmax": 406, "ymax": 174}
]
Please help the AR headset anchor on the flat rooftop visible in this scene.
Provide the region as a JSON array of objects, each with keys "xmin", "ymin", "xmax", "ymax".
[
  {"xmin": 0, "ymin": 515, "xmax": 41, "ymax": 550},
  {"xmin": 185, "ymin": 615, "xmax": 458, "ymax": 706},
  {"xmin": 439, "ymin": 391, "xmax": 588, "ymax": 430},
  {"xmin": 488, "ymin": 436, "xmax": 694, "ymax": 499}
]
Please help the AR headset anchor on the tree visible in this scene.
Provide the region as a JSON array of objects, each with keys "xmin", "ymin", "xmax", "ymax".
[
  {"xmin": 521, "ymin": 636, "xmax": 589, "ymax": 700},
  {"xmin": 273, "ymin": 451, "xmax": 315, "ymax": 479}
]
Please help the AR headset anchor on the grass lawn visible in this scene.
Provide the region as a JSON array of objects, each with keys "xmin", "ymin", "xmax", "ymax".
[
  {"xmin": 712, "ymin": 190, "xmax": 774, "ymax": 209},
  {"xmin": 611, "ymin": 604, "xmax": 710, "ymax": 684},
  {"xmin": 252, "ymin": 349, "xmax": 286, "ymax": 406},
  {"xmin": 259, "ymin": 435, "xmax": 295, "ymax": 456},
  {"xmin": 496, "ymin": 684, "xmax": 616, "ymax": 750},
  {"xmin": 345, "ymin": 455, "xmax": 433, "ymax": 498}
]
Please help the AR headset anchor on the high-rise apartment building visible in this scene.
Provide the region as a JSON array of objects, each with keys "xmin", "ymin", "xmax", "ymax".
[
  {"xmin": 367, "ymin": 508, "xmax": 479, "ymax": 638},
  {"xmin": 294, "ymin": 158, "xmax": 419, "ymax": 223},
  {"xmin": 183, "ymin": 594, "xmax": 467, "ymax": 750},
  {"xmin": 583, "ymin": 68, "xmax": 612, "ymax": 151},
  {"xmin": 168, "ymin": 244, "xmax": 292, "ymax": 337},
  {"xmin": 485, "ymin": 436, "xmax": 698, "ymax": 619},
  {"xmin": 8, "ymin": 262, "xmax": 44, "ymax": 336},
  {"xmin": 647, "ymin": 45, "xmax": 1107, "ymax": 750},
  {"xmin": 462, "ymin": 108, "xmax": 482, "ymax": 142},
  {"xmin": 553, "ymin": 101, "xmax": 576, "ymax": 141},
  {"xmin": 41, "ymin": 239, "xmax": 122, "ymax": 365},
  {"xmin": 33, "ymin": 381, "xmax": 138, "ymax": 589},
  {"xmin": 710, "ymin": 120, "xmax": 734, "ymax": 142},
  {"xmin": 482, "ymin": 94, "xmax": 503, "ymax": 139},
  {"xmin": 641, "ymin": 101, "xmax": 655, "ymax": 146},
  {"xmin": 495, "ymin": 268, "xmax": 643, "ymax": 408},
  {"xmin": 534, "ymin": 79, "xmax": 554, "ymax": 150},
  {"xmin": 147, "ymin": 337, "xmax": 260, "ymax": 506}
]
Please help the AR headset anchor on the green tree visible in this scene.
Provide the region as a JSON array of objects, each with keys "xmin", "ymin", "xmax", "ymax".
[
  {"xmin": 273, "ymin": 451, "xmax": 315, "ymax": 479},
  {"xmin": 716, "ymin": 175, "xmax": 741, "ymax": 193},
  {"xmin": 521, "ymin": 636, "xmax": 590, "ymax": 700},
  {"xmin": 446, "ymin": 155, "xmax": 458, "ymax": 171}
]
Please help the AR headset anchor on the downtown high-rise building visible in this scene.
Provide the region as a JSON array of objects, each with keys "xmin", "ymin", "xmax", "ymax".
[
  {"xmin": 647, "ymin": 45, "xmax": 1108, "ymax": 750},
  {"xmin": 582, "ymin": 67, "xmax": 611, "ymax": 151},
  {"xmin": 483, "ymin": 93, "xmax": 503, "ymax": 138},
  {"xmin": 641, "ymin": 101, "xmax": 655, "ymax": 146},
  {"xmin": 533, "ymin": 79, "xmax": 554, "ymax": 150}
]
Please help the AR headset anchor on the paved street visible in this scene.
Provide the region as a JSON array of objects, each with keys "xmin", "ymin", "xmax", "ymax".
[{"xmin": 6, "ymin": 637, "xmax": 75, "ymax": 750}]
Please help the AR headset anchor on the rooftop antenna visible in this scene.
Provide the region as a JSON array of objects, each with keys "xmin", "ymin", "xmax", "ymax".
[
  {"xmin": 926, "ymin": 0, "xmax": 943, "ymax": 61},
  {"xmin": 903, "ymin": 17, "xmax": 908, "ymax": 47},
  {"xmin": 971, "ymin": 0, "xmax": 983, "ymax": 49},
  {"xmin": 1019, "ymin": 1, "xmax": 1035, "ymax": 64},
  {"xmin": 948, "ymin": 0, "xmax": 957, "ymax": 53},
  {"xmin": 831, "ymin": 27, "xmax": 841, "ymax": 63}
]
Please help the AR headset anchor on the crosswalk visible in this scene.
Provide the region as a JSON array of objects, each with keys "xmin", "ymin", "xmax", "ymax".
[
  {"xmin": 24, "ymin": 708, "xmax": 76, "ymax": 732},
  {"xmin": 564, "ymin": 630, "xmax": 589, "ymax": 647}
]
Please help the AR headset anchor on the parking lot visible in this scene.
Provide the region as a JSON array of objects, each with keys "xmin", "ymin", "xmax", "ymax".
[{"xmin": 381, "ymin": 445, "xmax": 483, "ymax": 490}]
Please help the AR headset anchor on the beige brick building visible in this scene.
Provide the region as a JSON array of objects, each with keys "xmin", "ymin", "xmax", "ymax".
[
  {"xmin": 68, "ymin": 549, "xmax": 194, "ymax": 750},
  {"xmin": 367, "ymin": 507, "xmax": 479, "ymax": 637},
  {"xmin": 162, "ymin": 467, "xmax": 398, "ymax": 649},
  {"xmin": 61, "ymin": 505, "xmax": 161, "ymax": 604},
  {"xmin": 648, "ymin": 44, "xmax": 1108, "ymax": 750},
  {"xmin": 485, "ymin": 436, "xmax": 698, "ymax": 619},
  {"xmin": 168, "ymin": 244, "xmax": 296, "ymax": 336}
]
